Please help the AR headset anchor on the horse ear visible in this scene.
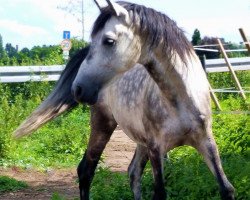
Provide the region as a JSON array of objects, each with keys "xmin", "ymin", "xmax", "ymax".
[
  {"xmin": 106, "ymin": 0, "xmax": 130, "ymax": 24},
  {"xmin": 93, "ymin": 0, "xmax": 102, "ymax": 11}
]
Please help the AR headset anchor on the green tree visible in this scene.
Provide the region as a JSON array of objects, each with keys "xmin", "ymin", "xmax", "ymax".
[
  {"xmin": 0, "ymin": 34, "xmax": 3, "ymax": 58},
  {"xmin": 5, "ymin": 43, "xmax": 17, "ymax": 58},
  {"xmin": 0, "ymin": 34, "xmax": 7, "ymax": 60},
  {"xmin": 70, "ymin": 37, "xmax": 88, "ymax": 57},
  {"xmin": 20, "ymin": 47, "xmax": 30, "ymax": 56},
  {"xmin": 191, "ymin": 29, "xmax": 201, "ymax": 46},
  {"xmin": 194, "ymin": 36, "xmax": 224, "ymax": 59},
  {"xmin": 0, "ymin": 34, "xmax": 9, "ymax": 66},
  {"xmin": 57, "ymin": 1, "xmax": 85, "ymax": 41},
  {"xmin": 29, "ymin": 45, "xmax": 64, "ymax": 65},
  {"xmin": 0, "ymin": 38, "xmax": 86, "ymax": 66},
  {"xmin": 227, "ymin": 42, "xmax": 248, "ymax": 58}
]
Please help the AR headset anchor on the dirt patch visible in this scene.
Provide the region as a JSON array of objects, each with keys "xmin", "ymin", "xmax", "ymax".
[
  {"xmin": 0, "ymin": 168, "xmax": 79, "ymax": 200},
  {"xmin": 0, "ymin": 129, "xmax": 136, "ymax": 199},
  {"xmin": 103, "ymin": 128, "xmax": 136, "ymax": 171}
]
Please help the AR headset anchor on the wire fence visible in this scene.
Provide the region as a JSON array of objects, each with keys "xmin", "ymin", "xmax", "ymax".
[
  {"xmin": 0, "ymin": 40, "xmax": 249, "ymax": 112},
  {"xmin": 213, "ymin": 111, "xmax": 250, "ymax": 115}
]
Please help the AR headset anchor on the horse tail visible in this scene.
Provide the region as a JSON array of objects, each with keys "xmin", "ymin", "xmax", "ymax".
[{"xmin": 13, "ymin": 46, "xmax": 90, "ymax": 138}]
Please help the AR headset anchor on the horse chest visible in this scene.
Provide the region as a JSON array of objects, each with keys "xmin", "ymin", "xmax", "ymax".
[{"xmin": 108, "ymin": 99, "xmax": 192, "ymax": 147}]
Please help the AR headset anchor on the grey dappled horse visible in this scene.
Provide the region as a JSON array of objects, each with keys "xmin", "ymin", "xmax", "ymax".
[
  {"xmin": 14, "ymin": 1, "xmax": 234, "ymax": 200},
  {"xmin": 71, "ymin": 1, "xmax": 234, "ymax": 200}
]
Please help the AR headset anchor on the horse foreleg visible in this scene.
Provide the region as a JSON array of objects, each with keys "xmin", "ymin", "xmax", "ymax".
[
  {"xmin": 77, "ymin": 106, "xmax": 117, "ymax": 200},
  {"xmin": 128, "ymin": 144, "xmax": 148, "ymax": 200},
  {"xmin": 196, "ymin": 135, "xmax": 235, "ymax": 200},
  {"xmin": 148, "ymin": 145, "xmax": 166, "ymax": 200}
]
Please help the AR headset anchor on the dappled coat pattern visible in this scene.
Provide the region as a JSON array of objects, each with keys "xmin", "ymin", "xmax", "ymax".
[
  {"xmin": 71, "ymin": 1, "xmax": 235, "ymax": 200},
  {"xmin": 15, "ymin": 1, "xmax": 235, "ymax": 200}
]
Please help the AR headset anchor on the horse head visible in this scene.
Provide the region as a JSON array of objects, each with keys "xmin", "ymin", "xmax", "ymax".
[{"xmin": 72, "ymin": 1, "xmax": 142, "ymax": 104}]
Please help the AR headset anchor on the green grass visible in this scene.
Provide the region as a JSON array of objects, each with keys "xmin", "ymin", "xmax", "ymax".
[
  {"xmin": 0, "ymin": 72, "xmax": 249, "ymax": 199},
  {"xmin": 0, "ymin": 176, "xmax": 28, "ymax": 193},
  {"xmin": 0, "ymin": 82, "xmax": 90, "ymax": 169},
  {"xmin": 89, "ymin": 96, "xmax": 250, "ymax": 200},
  {"xmin": 91, "ymin": 168, "xmax": 133, "ymax": 200},
  {"xmin": 51, "ymin": 192, "xmax": 67, "ymax": 200},
  {"xmin": 208, "ymin": 71, "xmax": 250, "ymax": 104},
  {"xmin": 0, "ymin": 106, "xmax": 90, "ymax": 170}
]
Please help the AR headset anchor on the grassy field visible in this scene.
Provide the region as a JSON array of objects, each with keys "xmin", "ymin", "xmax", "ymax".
[
  {"xmin": 0, "ymin": 81, "xmax": 90, "ymax": 168},
  {"xmin": 0, "ymin": 176, "xmax": 28, "ymax": 193},
  {"xmin": 0, "ymin": 71, "xmax": 249, "ymax": 199}
]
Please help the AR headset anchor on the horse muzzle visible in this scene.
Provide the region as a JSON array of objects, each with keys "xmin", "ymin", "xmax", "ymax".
[{"xmin": 71, "ymin": 82, "xmax": 99, "ymax": 105}]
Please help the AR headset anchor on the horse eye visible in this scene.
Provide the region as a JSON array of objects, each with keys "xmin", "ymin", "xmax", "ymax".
[{"xmin": 103, "ymin": 38, "xmax": 116, "ymax": 46}]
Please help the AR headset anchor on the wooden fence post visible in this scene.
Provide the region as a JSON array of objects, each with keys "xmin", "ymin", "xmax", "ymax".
[
  {"xmin": 239, "ymin": 28, "xmax": 250, "ymax": 54},
  {"xmin": 209, "ymin": 85, "xmax": 222, "ymax": 111},
  {"xmin": 198, "ymin": 54, "xmax": 222, "ymax": 110},
  {"xmin": 202, "ymin": 55, "xmax": 222, "ymax": 110},
  {"xmin": 217, "ymin": 38, "xmax": 246, "ymax": 100}
]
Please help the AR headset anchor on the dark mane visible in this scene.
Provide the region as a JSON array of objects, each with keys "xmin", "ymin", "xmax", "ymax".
[{"xmin": 92, "ymin": 1, "xmax": 193, "ymax": 62}]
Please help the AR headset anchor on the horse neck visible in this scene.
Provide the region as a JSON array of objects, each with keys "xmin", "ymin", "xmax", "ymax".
[{"xmin": 142, "ymin": 50, "xmax": 210, "ymax": 111}]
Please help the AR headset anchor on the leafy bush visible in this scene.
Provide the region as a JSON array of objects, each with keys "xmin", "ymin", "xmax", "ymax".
[
  {"xmin": 9, "ymin": 106, "xmax": 90, "ymax": 169},
  {"xmin": 0, "ymin": 82, "xmax": 52, "ymax": 158},
  {"xmin": 208, "ymin": 71, "xmax": 250, "ymax": 100},
  {"xmin": 0, "ymin": 82, "xmax": 90, "ymax": 169}
]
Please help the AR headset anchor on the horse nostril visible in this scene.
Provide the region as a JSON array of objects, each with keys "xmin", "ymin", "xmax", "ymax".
[
  {"xmin": 72, "ymin": 85, "xmax": 83, "ymax": 101},
  {"xmin": 75, "ymin": 86, "xmax": 82, "ymax": 98},
  {"xmin": 72, "ymin": 83, "xmax": 99, "ymax": 105}
]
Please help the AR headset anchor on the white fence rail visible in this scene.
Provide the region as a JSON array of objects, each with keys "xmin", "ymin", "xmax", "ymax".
[
  {"xmin": 0, "ymin": 57, "xmax": 250, "ymax": 83},
  {"xmin": 0, "ymin": 65, "xmax": 65, "ymax": 83},
  {"xmin": 205, "ymin": 57, "xmax": 250, "ymax": 73}
]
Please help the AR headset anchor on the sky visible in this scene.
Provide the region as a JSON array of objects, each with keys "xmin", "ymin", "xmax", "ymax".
[{"xmin": 0, "ymin": 0, "xmax": 250, "ymax": 50}]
